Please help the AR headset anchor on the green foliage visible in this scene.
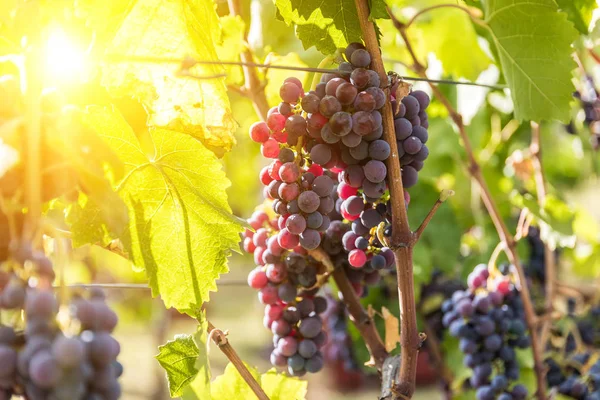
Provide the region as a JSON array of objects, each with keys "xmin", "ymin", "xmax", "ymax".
[
  {"xmin": 483, "ymin": 0, "xmax": 578, "ymax": 122},
  {"xmin": 275, "ymin": 0, "xmax": 363, "ymax": 54},
  {"xmin": 388, "ymin": 0, "xmax": 491, "ymax": 80},
  {"xmin": 556, "ymin": 0, "xmax": 596, "ymax": 34},
  {"xmin": 82, "ymin": 106, "xmax": 245, "ymax": 314},
  {"xmin": 156, "ymin": 334, "xmax": 201, "ymax": 397},
  {"xmin": 100, "ymin": 0, "xmax": 237, "ymax": 156}
]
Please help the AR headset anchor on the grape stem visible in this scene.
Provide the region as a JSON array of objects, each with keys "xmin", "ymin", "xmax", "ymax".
[
  {"xmin": 226, "ymin": 0, "xmax": 270, "ymax": 121},
  {"xmin": 386, "ymin": 8, "xmax": 548, "ymax": 400},
  {"xmin": 402, "ymin": 4, "xmax": 484, "ymax": 30},
  {"xmin": 530, "ymin": 121, "xmax": 556, "ymax": 349},
  {"xmin": 331, "ymin": 267, "xmax": 388, "ymax": 369},
  {"xmin": 206, "ymin": 319, "xmax": 270, "ymax": 400},
  {"xmin": 413, "ymin": 190, "xmax": 454, "ymax": 243},
  {"xmin": 355, "ymin": 0, "xmax": 429, "ymax": 398}
]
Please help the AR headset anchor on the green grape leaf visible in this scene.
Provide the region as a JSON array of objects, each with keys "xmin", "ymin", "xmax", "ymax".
[
  {"xmin": 388, "ymin": 0, "xmax": 491, "ymax": 80},
  {"xmin": 84, "ymin": 106, "xmax": 245, "ymax": 314},
  {"xmin": 369, "ymin": 0, "xmax": 390, "ymax": 20},
  {"xmin": 211, "ymin": 363, "xmax": 260, "ymax": 399},
  {"xmin": 101, "ymin": 0, "xmax": 237, "ymax": 156},
  {"xmin": 483, "ymin": 0, "xmax": 578, "ymax": 121},
  {"xmin": 156, "ymin": 334, "xmax": 200, "ymax": 397},
  {"xmin": 260, "ymin": 369, "xmax": 308, "ymax": 400},
  {"xmin": 556, "ymin": 0, "xmax": 596, "ymax": 34},
  {"xmin": 210, "ymin": 363, "xmax": 307, "ymax": 400},
  {"xmin": 66, "ymin": 195, "xmax": 115, "ymax": 247},
  {"xmin": 275, "ymin": 0, "xmax": 362, "ymax": 55},
  {"xmin": 510, "ymin": 193, "xmax": 576, "ymax": 249}
]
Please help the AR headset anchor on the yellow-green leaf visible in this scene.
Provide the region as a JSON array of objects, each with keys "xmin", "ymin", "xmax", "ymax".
[
  {"xmin": 101, "ymin": 0, "xmax": 236, "ymax": 156},
  {"xmin": 483, "ymin": 0, "xmax": 578, "ymax": 121},
  {"xmin": 84, "ymin": 106, "xmax": 245, "ymax": 314},
  {"xmin": 156, "ymin": 334, "xmax": 200, "ymax": 397},
  {"xmin": 260, "ymin": 369, "xmax": 308, "ymax": 400}
]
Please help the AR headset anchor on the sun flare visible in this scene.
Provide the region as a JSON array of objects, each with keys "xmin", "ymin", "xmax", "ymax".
[{"xmin": 44, "ymin": 28, "xmax": 88, "ymax": 84}]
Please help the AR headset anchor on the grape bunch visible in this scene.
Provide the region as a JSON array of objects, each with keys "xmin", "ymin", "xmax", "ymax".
[
  {"xmin": 244, "ymin": 210, "xmax": 328, "ymax": 376},
  {"xmin": 0, "ymin": 244, "xmax": 122, "ymax": 399},
  {"xmin": 245, "ymin": 42, "xmax": 433, "ymax": 375},
  {"xmin": 442, "ymin": 264, "xmax": 531, "ymax": 400},
  {"xmin": 546, "ymin": 352, "xmax": 600, "ymax": 399}
]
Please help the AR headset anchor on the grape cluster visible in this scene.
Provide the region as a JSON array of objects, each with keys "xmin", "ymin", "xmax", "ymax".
[
  {"xmin": 244, "ymin": 211, "xmax": 328, "ymax": 376},
  {"xmin": 245, "ymin": 42, "xmax": 433, "ymax": 375},
  {"xmin": 546, "ymin": 353, "xmax": 600, "ymax": 399},
  {"xmin": 0, "ymin": 244, "xmax": 122, "ymax": 399},
  {"xmin": 442, "ymin": 264, "xmax": 530, "ymax": 400},
  {"xmin": 570, "ymin": 80, "xmax": 600, "ymax": 150},
  {"xmin": 321, "ymin": 296, "xmax": 361, "ymax": 372}
]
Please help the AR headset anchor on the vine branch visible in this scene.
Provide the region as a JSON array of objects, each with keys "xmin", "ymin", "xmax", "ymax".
[
  {"xmin": 356, "ymin": 1, "xmax": 424, "ymax": 398},
  {"xmin": 206, "ymin": 320, "xmax": 270, "ymax": 400},
  {"xmin": 331, "ymin": 268, "xmax": 388, "ymax": 369},
  {"xmin": 413, "ymin": 190, "xmax": 454, "ymax": 242},
  {"xmin": 531, "ymin": 121, "xmax": 556, "ymax": 348},
  {"xmin": 386, "ymin": 8, "xmax": 547, "ymax": 400}
]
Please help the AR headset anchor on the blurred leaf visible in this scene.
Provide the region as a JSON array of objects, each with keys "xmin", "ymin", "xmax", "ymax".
[
  {"xmin": 210, "ymin": 363, "xmax": 307, "ymax": 400},
  {"xmin": 84, "ymin": 106, "xmax": 246, "ymax": 315},
  {"xmin": 511, "ymin": 193, "xmax": 576, "ymax": 249},
  {"xmin": 382, "ymin": 307, "xmax": 400, "ymax": 352},
  {"xmin": 388, "ymin": 0, "xmax": 491, "ymax": 80},
  {"xmin": 67, "ymin": 195, "xmax": 117, "ymax": 247},
  {"xmin": 216, "ymin": 15, "xmax": 246, "ymax": 86},
  {"xmin": 264, "ymin": 52, "xmax": 309, "ymax": 106},
  {"xmin": 483, "ymin": 0, "xmax": 577, "ymax": 121},
  {"xmin": 572, "ymin": 244, "xmax": 600, "ymax": 278},
  {"xmin": 573, "ymin": 207, "xmax": 600, "ymax": 243},
  {"xmin": 211, "ymin": 363, "xmax": 259, "ymax": 399},
  {"xmin": 260, "ymin": 369, "xmax": 308, "ymax": 400},
  {"xmin": 74, "ymin": 0, "xmax": 135, "ymax": 52},
  {"xmin": 555, "ymin": 0, "xmax": 596, "ymax": 34},
  {"xmin": 156, "ymin": 334, "xmax": 200, "ymax": 397},
  {"xmin": 275, "ymin": 0, "xmax": 362, "ymax": 54},
  {"xmin": 516, "ymin": 348, "xmax": 534, "ymax": 369},
  {"xmin": 101, "ymin": 0, "xmax": 237, "ymax": 156}
]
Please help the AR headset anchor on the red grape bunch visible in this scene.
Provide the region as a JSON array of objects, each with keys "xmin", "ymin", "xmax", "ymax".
[{"xmin": 0, "ymin": 244, "xmax": 122, "ymax": 400}]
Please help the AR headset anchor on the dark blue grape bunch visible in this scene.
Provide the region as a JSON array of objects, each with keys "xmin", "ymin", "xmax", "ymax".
[
  {"xmin": 442, "ymin": 264, "xmax": 530, "ymax": 400},
  {"xmin": 545, "ymin": 352, "xmax": 600, "ymax": 399}
]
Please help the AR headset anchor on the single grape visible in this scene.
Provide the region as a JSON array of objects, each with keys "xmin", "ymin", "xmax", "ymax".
[
  {"xmin": 325, "ymin": 78, "xmax": 346, "ymax": 96},
  {"xmin": 278, "ymin": 337, "xmax": 298, "ymax": 357},
  {"xmin": 341, "ymin": 132, "xmax": 362, "ymax": 148},
  {"xmin": 401, "ymin": 166, "xmax": 418, "ymax": 188},
  {"xmin": 329, "ymin": 112, "xmax": 353, "ymax": 136},
  {"xmin": 402, "ymin": 95, "xmax": 420, "ymax": 117},
  {"xmin": 249, "ymin": 121, "xmax": 270, "ymax": 143},
  {"xmin": 363, "ymin": 160, "xmax": 387, "ymax": 183},
  {"xmin": 336, "ymin": 82, "xmax": 358, "ymax": 105},
  {"xmin": 350, "ymin": 49, "xmax": 371, "ymax": 68},
  {"xmin": 319, "ymin": 95, "xmax": 342, "ymax": 117},
  {"xmin": 312, "ymin": 175, "xmax": 334, "ymax": 196},
  {"xmin": 350, "ymin": 68, "xmax": 370, "ymax": 89},
  {"xmin": 298, "ymin": 191, "xmax": 321, "ymax": 214},
  {"xmin": 299, "ymin": 317, "xmax": 322, "ymax": 338},
  {"xmin": 286, "ymin": 214, "xmax": 307, "ymax": 235},
  {"xmin": 368, "ymin": 140, "xmax": 391, "ymax": 161},
  {"xmin": 280, "ymin": 82, "xmax": 302, "ymax": 103},
  {"xmin": 403, "ymin": 136, "xmax": 423, "ymax": 155},
  {"xmin": 354, "ymin": 91, "xmax": 376, "ymax": 112},
  {"xmin": 301, "ymin": 93, "xmax": 320, "ymax": 113},
  {"xmin": 395, "ymin": 118, "xmax": 413, "ymax": 140},
  {"xmin": 310, "ymin": 144, "xmax": 332, "ymax": 166},
  {"xmin": 361, "ymin": 208, "xmax": 383, "ymax": 228},
  {"xmin": 304, "ymin": 353, "xmax": 324, "ymax": 373},
  {"xmin": 344, "ymin": 42, "xmax": 366, "ymax": 61}
]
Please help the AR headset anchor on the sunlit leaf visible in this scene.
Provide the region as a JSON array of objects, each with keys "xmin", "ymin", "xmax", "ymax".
[
  {"xmin": 102, "ymin": 0, "xmax": 237, "ymax": 156},
  {"xmin": 260, "ymin": 369, "xmax": 308, "ymax": 400},
  {"xmin": 156, "ymin": 334, "xmax": 200, "ymax": 397},
  {"xmin": 483, "ymin": 0, "xmax": 577, "ymax": 121},
  {"xmin": 555, "ymin": 0, "xmax": 596, "ymax": 34},
  {"xmin": 275, "ymin": 0, "xmax": 362, "ymax": 55},
  {"xmin": 84, "ymin": 106, "xmax": 245, "ymax": 314},
  {"xmin": 216, "ymin": 15, "xmax": 246, "ymax": 86},
  {"xmin": 182, "ymin": 313, "xmax": 211, "ymax": 400}
]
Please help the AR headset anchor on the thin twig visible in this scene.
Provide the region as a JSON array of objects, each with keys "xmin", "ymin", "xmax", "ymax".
[
  {"xmin": 331, "ymin": 268, "xmax": 388, "ymax": 369},
  {"xmin": 227, "ymin": 0, "xmax": 270, "ymax": 120},
  {"xmin": 54, "ymin": 280, "xmax": 252, "ymax": 290},
  {"xmin": 402, "ymin": 4, "xmax": 481, "ymax": 29},
  {"xmin": 358, "ymin": 2, "xmax": 421, "ymax": 399},
  {"xmin": 206, "ymin": 320, "xmax": 269, "ymax": 400},
  {"xmin": 413, "ymin": 190, "xmax": 454, "ymax": 242},
  {"xmin": 103, "ymin": 54, "xmax": 506, "ymax": 90},
  {"xmin": 531, "ymin": 121, "xmax": 556, "ymax": 349},
  {"xmin": 386, "ymin": 9, "xmax": 547, "ymax": 400}
]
